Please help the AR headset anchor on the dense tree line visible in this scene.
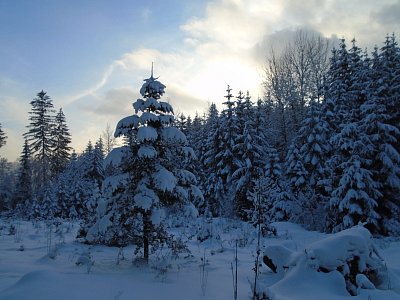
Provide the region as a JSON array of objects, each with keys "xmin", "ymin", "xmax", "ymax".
[
  {"xmin": 0, "ymin": 33, "xmax": 398, "ymax": 262},
  {"xmin": 178, "ymin": 33, "xmax": 399, "ymax": 235}
]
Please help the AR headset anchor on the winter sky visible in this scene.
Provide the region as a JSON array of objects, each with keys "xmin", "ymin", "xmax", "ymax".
[{"xmin": 0, "ymin": 0, "xmax": 399, "ymax": 161}]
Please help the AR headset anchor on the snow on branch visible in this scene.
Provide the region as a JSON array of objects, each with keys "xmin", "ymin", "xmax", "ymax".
[
  {"xmin": 137, "ymin": 126, "xmax": 158, "ymax": 142},
  {"xmin": 140, "ymin": 112, "xmax": 159, "ymax": 124},
  {"xmin": 134, "ymin": 186, "xmax": 160, "ymax": 210},
  {"xmin": 153, "ymin": 167, "xmax": 177, "ymax": 192},
  {"xmin": 138, "ymin": 145, "xmax": 158, "ymax": 159},
  {"xmin": 115, "ymin": 115, "xmax": 140, "ymax": 137},
  {"xmin": 161, "ymin": 127, "xmax": 187, "ymax": 144}
]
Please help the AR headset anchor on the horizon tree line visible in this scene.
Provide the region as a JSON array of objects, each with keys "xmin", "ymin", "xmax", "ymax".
[{"xmin": 0, "ymin": 31, "xmax": 398, "ymax": 242}]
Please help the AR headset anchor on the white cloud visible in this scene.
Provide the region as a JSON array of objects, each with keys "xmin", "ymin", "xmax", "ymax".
[
  {"xmin": 141, "ymin": 8, "xmax": 151, "ymax": 23},
  {"xmin": 91, "ymin": 0, "xmax": 398, "ymax": 118},
  {"xmin": 67, "ymin": 0, "xmax": 399, "ymax": 120}
]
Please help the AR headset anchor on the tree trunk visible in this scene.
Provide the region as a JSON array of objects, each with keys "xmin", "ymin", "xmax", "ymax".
[{"xmin": 143, "ymin": 211, "xmax": 150, "ymax": 264}]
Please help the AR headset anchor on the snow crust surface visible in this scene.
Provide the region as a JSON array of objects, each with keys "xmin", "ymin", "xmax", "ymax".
[{"xmin": 0, "ymin": 219, "xmax": 399, "ymax": 300}]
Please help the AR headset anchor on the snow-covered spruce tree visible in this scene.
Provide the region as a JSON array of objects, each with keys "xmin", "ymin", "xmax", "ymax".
[
  {"xmin": 52, "ymin": 150, "xmax": 83, "ymax": 219},
  {"xmin": 40, "ymin": 187, "xmax": 58, "ymax": 220},
  {"xmin": 323, "ymin": 39, "xmax": 351, "ymax": 134},
  {"xmin": 88, "ymin": 138, "xmax": 105, "ymax": 188},
  {"xmin": 187, "ymin": 112, "xmax": 205, "ymax": 160},
  {"xmin": 0, "ymin": 158, "xmax": 16, "ymax": 211},
  {"xmin": 360, "ymin": 37, "xmax": 400, "ymax": 235},
  {"xmin": 231, "ymin": 91, "xmax": 247, "ymax": 218},
  {"xmin": 328, "ymin": 39, "xmax": 382, "ymax": 232},
  {"xmin": 330, "ymin": 151, "xmax": 382, "ymax": 233},
  {"xmin": 173, "ymin": 113, "xmax": 204, "ymax": 214},
  {"xmin": 322, "ymin": 40, "xmax": 354, "ymax": 230},
  {"xmin": 13, "ymin": 139, "xmax": 32, "ymax": 211},
  {"xmin": 263, "ymin": 146, "xmax": 292, "ymax": 222},
  {"xmin": 298, "ymin": 103, "xmax": 332, "ymax": 192},
  {"xmin": 88, "ymin": 71, "xmax": 202, "ymax": 263},
  {"xmin": 234, "ymin": 90, "xmax": 246, "ymax": 143},
  {"xmin": 0, "ymin": 122, "xmax": 6, "ymax": 149},
  {"xmin": 202, "ymin": 103, "xmax": 226, "ymax": 216},
  {"xmin": 284, "ymin": 143, "xmax": 309, "ymax": 221},
  {"xmin": 75, "ymin": 141, "xmax": 104, "ymax": 219},
  {"xmin": 51, "ymin": 171, "xmax": 70, "ymax": 219},
  {"xmin": 51, "ymin": 108, "xmax": 72, "ymax": 176},
  {"xmin": 186, "ymin": 112, "xmax": 207, "ymax": 214},
  {"xmin": 376, "ymin": 35, "xmax": 400, "ymax": 227},
  {"xmin": 24, "ymin": 90, "xmax": 56, "ymax": 199},
  {"xmin": 175, "ymin": 113, "xmax": 189, "ymax": 135},
  {"xmin": 288, "ymin": 102, "xmax": 333, "ymax": 230},
  {"xmin": 217, "ymin": 86, "xmax": 240, "ymax": 217},
  {"xmin": 378, "ymin": 34, "xmax": 400, "ymax": 133},
  {"xmin": 50, "ymin": 141, "xmax": 104, "ymax": 220},
  {"xmin": 232, "ymin": 92, "xmax": 268, "ymax": 220}
]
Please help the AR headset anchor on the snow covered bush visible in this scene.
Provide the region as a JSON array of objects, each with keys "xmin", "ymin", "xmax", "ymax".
[{"xmin": 260, "ymin": 225, "xmax": 390, "ymax": 298}]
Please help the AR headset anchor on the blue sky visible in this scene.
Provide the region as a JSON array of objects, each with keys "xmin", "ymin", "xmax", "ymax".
[{"xmin": 0, "ymin": 0, "xmax": 399, "ymax": 161}]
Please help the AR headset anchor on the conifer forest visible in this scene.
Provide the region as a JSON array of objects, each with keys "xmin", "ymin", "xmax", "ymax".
[{"xmin": 0, "ymin": 31, "xmax": 399, "ymax": 300}]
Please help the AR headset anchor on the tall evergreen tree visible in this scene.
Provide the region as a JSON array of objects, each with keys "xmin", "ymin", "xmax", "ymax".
[
  {"xmin": 379, "ymin": 34, "xmax": 400, "ymax": 129},
  {"xmin": 176, "ymin": 113, "xmax": 188, "ymax": 135},
  {"xmin": 323, "ymin": 39, "xmax": 351, "ymax": 134},
  {"xmin": 289, "ymin": 102, "xmax": 332, "ymax": 229},
  {"xmin": 88, "ymin": 71, "xmax": 202, "ymax": 263},
  {"xmin": 89, "ymin": 138, "xmax": 105, "ymax": 188},
  {"xmin": 0, "ymin": 158, "xmax": 15, "ymax": 211},
  {"xmin": 232, "ymin": 92, "xmax": 269, "ymax": 220},
  {"xmin": 187, "ymin": 113, "xmax": 206, "ymax": 182},
  {"xmin": 360, "ymin": 37, "xmax": 400, "ymax": 234},
  {"xmin": 52, "ymin": 142, "xmax": 104, "ymax": 220},
  {"xmin": 328, "ymin": 39, "xmax": 382, "ymax": 232},
  {"xmin": 263, "ymin": 145, "xmax": 291, "ymax": 222},
  {"xmin": 0, "ymin": 123, "xmax": 6, "ymax": 149},
  {"xmin": 201, "ymin": 104, "xmax": 225, "ymax": 216},
  {"xmin": 217, "ymin": 86, "xmax": 240, "ymax": 216},
  {"xmin": 13, "ymin": 139, "xmax": 32, "ymax": 211},
  {"xmin": 24, "ymin": 90, "xmax": 56, "ymax": 196},
  {"xmin": 52, "ymin": 108, "xmax": 72, "ymax": 175}
]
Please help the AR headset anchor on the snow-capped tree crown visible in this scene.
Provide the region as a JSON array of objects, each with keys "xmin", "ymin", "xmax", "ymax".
[{"xmin": 115, "ymin": 74, "xmax": 176, "ymax": 139}]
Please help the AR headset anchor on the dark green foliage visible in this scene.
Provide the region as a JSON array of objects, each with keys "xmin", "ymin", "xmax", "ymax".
[
  {"xmin": 51, "ymin": 108, "xmax": 72, "ymax": 175},
  {"xmin": 0, "ymin": 123, "xmax": 6, "ymax": 149},
  {"xmin": 13, "ymin": 139, "xmax": 32, "ymax": 210},
  {"xmin": 24, "ymin": 90, "xmax": 56, "ymax": 193}
]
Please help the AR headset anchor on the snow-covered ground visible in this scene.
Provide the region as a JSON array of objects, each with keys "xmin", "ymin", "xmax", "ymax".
[{"xmin": 0, "ymin": 218, "xmax": 399, "ymax": 300}]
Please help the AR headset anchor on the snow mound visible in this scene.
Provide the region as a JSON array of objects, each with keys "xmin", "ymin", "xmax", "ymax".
[
  {"xmin": 304, "ymin": 226, "xmax": 382, "ymax": 274},
  {"xmin": 261, "ymin": 225, "xmax": 396, "ymax": 298},
  {"xmin": 0, "ymin": 270, "xmax": 67, "ymax": 300}
]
